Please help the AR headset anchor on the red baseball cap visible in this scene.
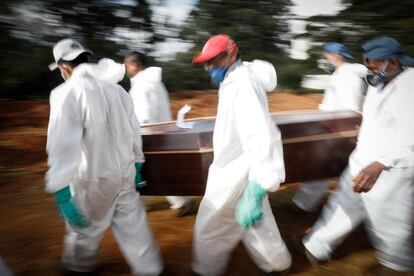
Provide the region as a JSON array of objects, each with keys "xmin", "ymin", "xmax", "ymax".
[{"xmin": 192, "ymin": 34, "xmax": 238, "ymax": 64}]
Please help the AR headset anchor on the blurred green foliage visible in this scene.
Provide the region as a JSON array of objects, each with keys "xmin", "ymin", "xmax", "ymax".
[
  {"xmin": 0, "ymin": 0, "xmax": 154, "ymax": 98},
  {"xmin": 0, "ymin": 0, "xmax": 413, "ymax": 98},
  {"xmin": 307, "ymin": 0, "xmax": 414, "ymax": 59},
  {"xmin": 162, "ymin": 0, "xmax": 295, "ymax": 91}
]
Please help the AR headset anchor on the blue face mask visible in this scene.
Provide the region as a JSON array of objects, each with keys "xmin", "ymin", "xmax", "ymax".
[{"xmin": 208, "ymin": 67, "xmax": 227, "ymax": 85}]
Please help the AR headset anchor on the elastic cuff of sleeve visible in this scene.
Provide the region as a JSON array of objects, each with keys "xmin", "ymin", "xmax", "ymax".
[
  {"xmin": 135, "ymin": 162, "xmax": 144, "ymax": 172},
  {"xmin": 376, "ymin": 157, "xmax": 394, "ymax": 169},
  {"xmin": 248, "ymin": 180, "xmax": 267, "ymax": 197},
  {"xmin": 55, "ymin": 186, "xmax": 71, "ymax": 203}
]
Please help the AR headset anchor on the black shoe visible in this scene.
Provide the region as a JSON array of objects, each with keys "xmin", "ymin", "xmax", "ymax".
[
  {"xmin": 288, "ymin": 203, "xmax": 317, "ymax": 215},
  {"xmin": 365, "ymin": 263, "xmax": 413, "ymax": 276},
  {"xmin": 175, "ymin": 200, "xmax": 196, "ymax": 217},
  {"xmin": 258, "ymin": 266, "xmax": 291, "ymax": 275},
  {"xmin": 189, "ymin": 269, "xmax": 202, "ymax": 276},
  {"xmin": 288, "ymin": 203, "xmax": 308, "ymax": 215},
  {"xmin": 289, "ymin": 235, "xmax": 323, "ymax": 267},
  {"xmin": 56, "ymin": 263, "xmax": 98, "ymax": 276}
]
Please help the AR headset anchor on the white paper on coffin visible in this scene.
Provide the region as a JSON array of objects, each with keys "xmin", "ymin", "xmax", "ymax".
[{"xmin": 176, "ymin": 104, "xmax": 196, "ymax": 129}]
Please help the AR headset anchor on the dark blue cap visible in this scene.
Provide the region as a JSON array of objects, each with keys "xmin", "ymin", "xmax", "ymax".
[
  {"xmin": 323, "ymin": 42, "xmax": 353, "ymax": 59},
  {"xmin": 362, "ymin": 36, "xmax": 414, "ymax": 66}
]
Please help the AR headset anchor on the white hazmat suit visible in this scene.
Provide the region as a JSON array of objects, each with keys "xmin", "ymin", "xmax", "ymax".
[
  {"xmin": 46, "ymin": 59, "xmax": 163, "ymax": 275},
  {"xmin": 129, "ymin": 66, "xmax": 192, "ymax": 210},
  {"xmin": 293, "ymin": 62, "xmax": 368, "ymax": 212},
  {"xmin": 192, "ymin": 60, "xmax": 292, "ymax": 275},
  {"xmin": 130, "ymin": 66, "xmax": 172, "ymax": 124},
  {"xmin": 304, "ymin": 68, "xmax": 414, "ymax": 272},
  {"xmin": 318, "ymin": 63, "xmax": 367, "ymax": 112}
]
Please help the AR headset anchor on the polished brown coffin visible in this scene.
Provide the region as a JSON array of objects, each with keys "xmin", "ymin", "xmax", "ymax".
[{"xmin": 139, "ymin": 110, "xmax": 362, "ymax": 196}]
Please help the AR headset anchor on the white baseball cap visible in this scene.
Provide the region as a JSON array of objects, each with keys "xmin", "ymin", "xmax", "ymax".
[{"xmin": 48, "ymin": 38, "xmax": 93, "ymax": 71}]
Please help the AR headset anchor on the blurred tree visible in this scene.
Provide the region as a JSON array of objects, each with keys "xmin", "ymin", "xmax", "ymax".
[
  {"xmin": 0, "ymin": 0, "xmax": 155, "ymax": 98},
  {"xmin": 161, "ymin": 0, "xmax": 299, "ymax": 91},
  {"xmin": 5, "ymin": 0, "xmax": 412, "ymax": 98},
  {"xmin": 307, "ymin": 0, "xmax": 414, "ymax": 60}
]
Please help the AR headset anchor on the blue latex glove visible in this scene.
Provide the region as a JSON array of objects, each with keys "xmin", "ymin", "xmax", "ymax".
[
  {"xmin": 235, "ymin": 181, "xmax": 267, "ymax": 228},
  {"xmin": 55, "ymin": 186, "xmax": 90, "ymax": 228},
  {"xmin": 134, "ymin": 163, "xmax": 146, "ymax": 190}
]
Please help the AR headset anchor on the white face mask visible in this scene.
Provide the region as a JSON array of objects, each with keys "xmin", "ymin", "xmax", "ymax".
[{"xmin": 317, "ymin": 58, "xmax": 336, "ymax": 74}]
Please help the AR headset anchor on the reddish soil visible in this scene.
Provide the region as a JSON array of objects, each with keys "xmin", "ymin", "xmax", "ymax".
[{"xmin": 0, "ymin": 92, "xmax": 386, "ymax": 275}]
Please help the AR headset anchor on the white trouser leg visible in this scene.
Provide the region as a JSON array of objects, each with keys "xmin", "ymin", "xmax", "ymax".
[
  {"xmin": 192, "ymin": 195, "xmax": 290, "ymax": 275},
  {"xmin": 0, "ymin": 257, "xmax": 12, "ymax": 276},
  {"xmin": 165, "ymin": 196, "xmax": 192, "ymax": 209},
  {"xmin": 304, "ymin": 168, "xmax": 366, "ymax": 260},
  {"xmin": 243, "ymin": 197, "xmax": 292, "ymax": 273},
  {"xmin": 192, "ymin": 195, "xmax": 243, "ymax": 276},
  {"xmin": 140, "ymin": 196, "xmax": 150, "ymax": 206},
  {"xmin": 362, "ymin": 169, "xmax": 414, "ymax": 272},
  {"xmin": 111, "ymin": 187, "xmax": 163, "ymax": 276},
  {"xmin": 62, "ymin": 184, "xmax": 163, "ymax": 275},
  {"xmin": 62, "ymin": 209, "xmax": 112, "ymax": 271},
  {"xmin": 292, "ymin": 179, "xmax": 332, "ymax": 212},
  {"xmin": 192, "ymin": 157, "xmax": 289, "ymax": 275}
]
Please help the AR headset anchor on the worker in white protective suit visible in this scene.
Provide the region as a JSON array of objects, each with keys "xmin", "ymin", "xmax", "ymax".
[
  {"xmin": 292, "ymin": 36, "xmax": 414, "ymax": 274},
  {"xmin": 123, "ymin": 51, "xmax": 194, "ymax": 217},
  {"xmin": 191, "ymin": 34, "xmax": 292, "ymax": 276},
  {"xmin": 46, "ymin": 38, "xmax": 163, "ymax": 275},
  {"xmin": 292, "ymin": 42, "xmax": 368, "ymax": 213}
]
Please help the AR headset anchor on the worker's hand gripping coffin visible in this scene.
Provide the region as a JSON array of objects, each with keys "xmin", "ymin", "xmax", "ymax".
[{"xmin": 140, "ymin": 110, "xmax": 361, "ymax": 196}]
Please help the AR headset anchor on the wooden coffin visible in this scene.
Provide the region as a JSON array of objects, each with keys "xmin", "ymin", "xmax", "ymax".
[{"xmin": 139, "ymin": 110, "xmax": 362, "ymax": 196}]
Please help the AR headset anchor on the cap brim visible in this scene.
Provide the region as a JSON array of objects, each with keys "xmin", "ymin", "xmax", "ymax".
[
  {"xmin": 62, "ymin": 49, "xmax": 93, "ymax": 62},
  {"xmin": 48, "ymin": 62, "xmax": 59, "ymax": 71},
  {"xmin": 192, "ymin": 53, "xmax": 213, "ymax": 64},
  {"xmin": 400, "ymin": 54, "xmax": 414, "ymax": 66},
  {"xmin": 342, "ymin": 53, "xmax": 354, "ymax": 59},
  {"xmin": 364, "ymin": 51, "xmax": 414, "ymax": 66},
  {"xmin": 48, "ymin": 49, "xmax": 93, "ymax": 71},
  {"xmin": 192, "ymin": 50, "xmax": 223, "ymax": 64}
]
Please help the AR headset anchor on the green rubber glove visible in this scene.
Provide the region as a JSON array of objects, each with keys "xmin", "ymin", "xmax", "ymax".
[
  {"xmin": 55, "ymin": 186, "xmax": 90, "ymax": 228},
  {"xmin": 235, "ymin": 181, "xmax": 267, "ymax": 228},
  {"xmin": 134, "ymin": 163, "xmax": 146, "ymax": 190}
]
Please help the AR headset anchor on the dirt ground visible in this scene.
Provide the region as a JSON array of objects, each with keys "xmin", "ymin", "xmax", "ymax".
[{"xmin": 0, "ymin": 91, "xmax": 392, "ymax": 275}]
